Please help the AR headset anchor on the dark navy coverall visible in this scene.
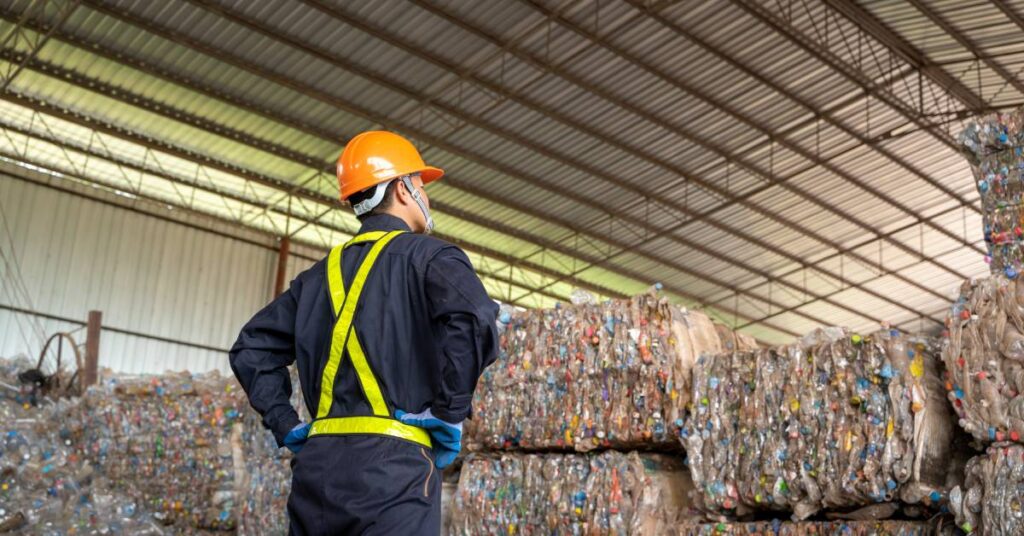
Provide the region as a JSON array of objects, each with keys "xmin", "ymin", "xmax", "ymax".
[{"xmin": 229, "ymin": 214, "xmax": 499, "ymax": 535}]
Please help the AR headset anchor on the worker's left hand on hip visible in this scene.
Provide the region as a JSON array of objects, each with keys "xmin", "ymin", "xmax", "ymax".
[
  {"xmin": 283, "ymin": 422, "xmax": 311, "ymax": 454},
  {"xmin": 433, "ymin": 444, "xmax": 459, "ymax": 469},
  {"xmin": 395, "ymin": 409, "xmax": 462, "ymax": 451}
]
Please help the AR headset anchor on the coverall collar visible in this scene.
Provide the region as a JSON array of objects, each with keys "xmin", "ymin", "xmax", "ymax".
[{"xmin": 358, "ymin": 213, "xmax": 413, "ymax": 234}]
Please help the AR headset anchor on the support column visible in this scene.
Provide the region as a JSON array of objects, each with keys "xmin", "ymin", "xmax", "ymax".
[
  {"xmin": 274, "ymin": 236, "xmax": 291, "ymax": 297},
  {"xmin": 83, "ymin": 310, "xmax": 101, "ymax": 387}
]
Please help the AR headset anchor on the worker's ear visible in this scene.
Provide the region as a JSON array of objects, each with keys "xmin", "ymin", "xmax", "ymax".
[{"xmin": 392, "ymin": 179, "xmax": 411, "ymax": 207}]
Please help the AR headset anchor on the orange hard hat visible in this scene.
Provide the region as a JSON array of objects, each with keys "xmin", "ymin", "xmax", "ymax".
[{"xmin": 336, "ymin": 131, "xmax": 444, "ymax": 200}]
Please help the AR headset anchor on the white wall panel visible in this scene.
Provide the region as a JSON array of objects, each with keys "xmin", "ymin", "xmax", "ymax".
[{"xmin": 0, "ymin": 170, "xmax": 318, "ymax": 374}]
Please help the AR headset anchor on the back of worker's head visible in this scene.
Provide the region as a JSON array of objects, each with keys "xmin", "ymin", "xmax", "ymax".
[
  {"xmin": 348, "ymin": 175, "xmax": 431, "ymax": 233},
  {"xmin": 337, "ymin": 131, "xmax": 444, "ymax": 234}
]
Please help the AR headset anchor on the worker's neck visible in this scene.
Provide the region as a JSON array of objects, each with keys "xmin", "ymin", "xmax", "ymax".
[{"xmin": 373, "ymin": 209, "xmax": 420, "ymax": 233}]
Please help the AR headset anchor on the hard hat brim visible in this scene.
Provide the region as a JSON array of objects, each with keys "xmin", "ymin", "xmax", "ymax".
[
  {"xmin": 420, "ymin": 166, "xmax": 444, "ymax": 185},
  {"xmin": 340, "ymin": 166, "xmax": 445, "ymax": 200}
]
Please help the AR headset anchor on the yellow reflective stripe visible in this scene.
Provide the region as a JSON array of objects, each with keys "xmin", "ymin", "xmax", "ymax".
[
  {"xmin": 316, "ymin": 230, "xmax": 403, "ymax": 419},
  {"xmin": 346, "ymin": 329, "xmax": 389, "ymax": 416},
  {"xmin": 345, "ymin": 231, "xmax": 389, "ymax": 247},
  {"xmin": 326, "ymin": 244, "xmax": 345, "ymax": 315},
  {"xmin": 308, "ymin": 416, "xmax": 432, "ymax": 448}
]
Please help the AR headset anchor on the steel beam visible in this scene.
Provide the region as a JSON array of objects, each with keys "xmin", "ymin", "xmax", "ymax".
[
  {"xmin": 0, "ymin": 156, "xmax": 545, "ymax": 310},
  {"xmin": 0, "ymin": 34, "xmax": 737, "ymax": 320},
  {"xmin": 822, "ymin": 0, "xmax": 990, "ymax": 110},
  {"xmin": 54, "ymin": 1, "xmax": 857, "ymax": 331},
  {"xmin": 0, "ymin": 92, "xmax": 808, "ymax": 333},
  {"xmin": 0, "ymin": 0, "xmax": 78, "ymax": 90},
  {"xmin": 626, "ymin": 0, "xmax": 979, "ymax": 218},
  {"xmin": 61, "ymin": 0, "xmax": 947, "ymax": 328},
  {"xmin": 501, "ymin": 0, "xmax": 981, "ymax": 268},
  {"xmin": 993, "ymin": 0, "xmax": 1024, "ymax": 35},
  {"xmin": 402, "ymin": 1, "xmax": 952, "ymax": 317},
  {"xmin": 904, "ymin": 0, "xmax": 1024, "ymax": 97},
  {"xmin": 0, "ymin": 121, "xmax": 565, "ymax": 309},
  {"xmin": 733, "ymin": 0, "xmax": 967, "ymax": 153},
  {"xmin": 0, "ymin": 100, "xmax": 590, "ymax": 307},
  {"xmin": 18, "ymin": 2, "xmax": 942, "ymax": 332},
  {"xmin": 0, "ymin": 89, "xmax": 806, "ymax": 334},
  {"xmin": 194, "ymin": 0, "xmax": 960, "ymax": 303}
]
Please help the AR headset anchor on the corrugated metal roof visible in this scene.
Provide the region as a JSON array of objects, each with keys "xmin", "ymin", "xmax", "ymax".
[{"xmin": 0, "ymin": 0, "xmax": 1011, "ymax": 344}]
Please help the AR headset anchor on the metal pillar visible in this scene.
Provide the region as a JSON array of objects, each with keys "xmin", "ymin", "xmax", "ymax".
[
  {"xmin": 83, "ymin": 310, "xmax": 101, "ymax": 387},
  {"xmin": 274, "ymin": 236, "xmax": 290, "ymax": 298}
]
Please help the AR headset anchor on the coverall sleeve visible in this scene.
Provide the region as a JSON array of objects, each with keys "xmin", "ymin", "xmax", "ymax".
[
  {"xmin": 424, "ymin": 246, "xmax": 500, "ymax": 423},
  {"xmin": 229, "ymin": 279, "xmax": 302, "ymax": 447}
]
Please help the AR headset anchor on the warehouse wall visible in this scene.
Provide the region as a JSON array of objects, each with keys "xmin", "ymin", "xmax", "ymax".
[{"xmin": 0, "ymin": 165, "xmax": 318, "ymax": 374}]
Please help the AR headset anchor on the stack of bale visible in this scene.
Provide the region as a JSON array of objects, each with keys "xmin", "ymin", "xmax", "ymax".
[
  {"xmin": 944, "ymin": 109, "xmax": 1024, "ymax": 535},
  {"xmin": 959, "ymin": 108, "xmax": 1024, "ymax": 278},
  {"xmin": 683, "ymin": 327, "xmax": 953, "ymax": 527},
  {"xmin": 0, "ymin": 357, "xmax": 165, "ymax": 534},
  {"xmin": 676, "ymin": 519, "xmax": 936, "ymax": 535},
  {"xmin": 74, "ymin": 372, "xmax": 249, "ymax": 531},
  {"xmin": 452, "ymin": 290, "xmax": 737, "ymax": 534},
  {"xmin": 0, "ymin": 356, "xmax": 309, "ymax": 534},
  {"xmin": 945, "ymin": 277, "xmax": 1024, "ymax": 535},
  {"xmin": 450, "ymin": 450, "xmax": 693, "ymax": 534}
]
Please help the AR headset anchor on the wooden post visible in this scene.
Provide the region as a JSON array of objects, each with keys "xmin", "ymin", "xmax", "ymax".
[
  {"xmin": 83, "ymin": 310, "xmax": 101, "ymax": 387},
  {"xmin": 274, "ymin": 236, "xmax": 291, "ymax": 297}
]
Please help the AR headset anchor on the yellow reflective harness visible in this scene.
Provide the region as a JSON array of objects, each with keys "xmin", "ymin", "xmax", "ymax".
[{"xmin": 307, "ymin": 230, "xmax": 432, "ymax": 448}]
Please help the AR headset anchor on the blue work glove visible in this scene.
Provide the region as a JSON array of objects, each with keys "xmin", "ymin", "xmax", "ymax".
[
  {"xmin": 283, "ymin": 422, "xmax": 310, "ymax": 454},
  {"xmin": 395, "ymin": 409, "xmax": 463, "ymax": 469}
]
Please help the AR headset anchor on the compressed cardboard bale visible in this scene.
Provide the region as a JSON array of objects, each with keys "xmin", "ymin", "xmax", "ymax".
[
  {"xmin": 944, "ymin": 275, "xmax": 1024, "ymax": 443},
  {"xmin": 449, "ymin": 451, "xmax": 695, "ymax": 535},
  {"xmin": 466, "ymin": 291, "xmax": 723, "ymax": 451},
  {"xmin": 675, "ymin": 519, "xmax": 934, "ymax": 535},
  {"xmin": 685, "ymin": 328, "xmax": 952, "ymax": 520},
  {"xmin": 959, "ymin": 109, "xmax": 1024, "ymax": 276},
  {"xmin": 949, "ymin": 443, "xmax": 1024, "ymax": 535}
]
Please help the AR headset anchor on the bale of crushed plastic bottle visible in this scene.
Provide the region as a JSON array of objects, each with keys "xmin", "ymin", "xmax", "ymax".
[
  {"xmin": 448, "ymin": 451, "xmax": 696, "ymax": 535},
  {"xmin": 466, "ymin": 290, "xmax": 727, "ymax": 451},
  {"xmin": 684, "ymin": 328, "xmax": 953, "ymax": 520},
  {"xmin": 0, "ymin": 357, "xmax": 166, "ymax": 534},
  {"xmin": 959, "ymin": 108, "xmax": 1024, "ymax": 277},
  {"xmin": 75, "ymin": 371, "xmax": 249, "ymax": 530},
  {"xmin": 944, "ymin": 275, "xmax": 1024, "ymax": 444},
  {"xmin": 949, "ymin": 443, "xmax": 1024, "ymax": 535},
  {"xmin": 675, "ymin": 519, "xmax": 936, "ymax": 535}
]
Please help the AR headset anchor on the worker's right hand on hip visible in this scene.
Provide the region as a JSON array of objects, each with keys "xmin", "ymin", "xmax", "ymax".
[
  {"xmin": 395, "ymin": 409, "xmax": 462, "ymax": 452},
  {"xmin": 283, "ymin": 422, "xmax": 310, "ymax": 454}
]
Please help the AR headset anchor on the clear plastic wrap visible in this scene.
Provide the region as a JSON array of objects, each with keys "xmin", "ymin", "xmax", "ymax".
[
  {"xmin": 944, "ymin": 274, "xmax": 1024, "ymax": 444},
  {"xmin": 448, "ymin": 450, "xmax": 695, "ymax": 535},
  {"xmin": 949, "ymin": 443, "xmax": 1024, "ymax": 535},
  {"xmin": 959, "ymin": 109, "xmax": 1024, "ymax": 275},
  {"xmin": 685, "ymin": 328, "xmax": 953, "ymax": 520},
  {"xmin": 466, "ymin": 291, "xmax": 725, "ymax": 451}
]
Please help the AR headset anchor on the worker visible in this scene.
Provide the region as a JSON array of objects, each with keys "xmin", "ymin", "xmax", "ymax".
[{"xmin": 229, "ymin": 130, "xmax": 499, "ymax": 535}]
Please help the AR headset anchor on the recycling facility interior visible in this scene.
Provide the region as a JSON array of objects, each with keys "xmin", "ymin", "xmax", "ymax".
[{"xmin": 2, "ymin": 0, "xmax": 1024, "ymax": 534}]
